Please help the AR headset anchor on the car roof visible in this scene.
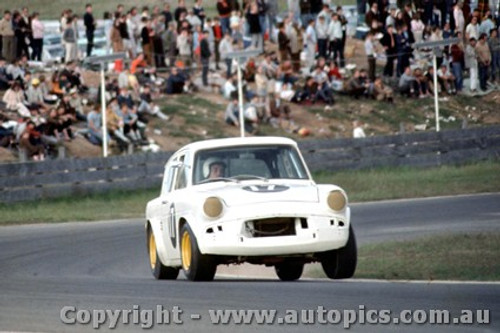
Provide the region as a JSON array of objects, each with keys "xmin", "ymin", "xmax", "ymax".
[{"xmin": 180, "ymin": 136, "xmax": 299, "ymax": 153}]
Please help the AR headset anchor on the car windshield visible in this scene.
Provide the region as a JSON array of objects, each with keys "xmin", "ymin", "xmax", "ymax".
[{"xmin": 193, "ymin": 145, "xmax": 309, "ymax": 185}]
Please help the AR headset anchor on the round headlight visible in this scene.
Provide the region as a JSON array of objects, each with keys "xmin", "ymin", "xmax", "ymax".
[
  {"xmin": 203, "ymin": 197, "xmax": 223, "ymax": 218},
  {"xmin": 327, "ymin": 190, "xmax": 347, "ymax": 211}
]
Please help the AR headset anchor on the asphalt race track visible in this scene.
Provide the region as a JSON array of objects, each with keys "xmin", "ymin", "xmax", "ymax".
[{"xmin": 0, "ymin": 193, "xmax": 499, "ymax": 332}]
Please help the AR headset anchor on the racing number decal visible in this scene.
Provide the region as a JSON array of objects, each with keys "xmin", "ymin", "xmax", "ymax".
[{"xmin": 169, "ymin": 203, "xmax": 177, "ymax": 248}]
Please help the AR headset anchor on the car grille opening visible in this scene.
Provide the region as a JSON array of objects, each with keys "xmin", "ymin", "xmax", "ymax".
[{"xmin": 246, "ymin": 217, "xmax": 297, "ymax": 237}]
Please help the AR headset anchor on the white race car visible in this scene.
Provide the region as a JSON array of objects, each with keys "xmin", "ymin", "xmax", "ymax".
[{"xmin": 145, "ymin": 137, "xmax": 357, "ymax": 281}]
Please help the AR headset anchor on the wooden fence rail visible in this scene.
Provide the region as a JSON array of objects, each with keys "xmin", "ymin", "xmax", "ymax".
[{"xmin": 1, "ymin": 126, "xmax": 499, "ymax": 203}]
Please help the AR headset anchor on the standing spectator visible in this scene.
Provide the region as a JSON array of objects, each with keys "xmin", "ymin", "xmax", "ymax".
[
  {"xmin": 62, "ymin": 16, "xmax": 78, "ymax": 63},
  {"xmin": 83, "ymin": 4, "xmax": 96, "ymax": 57},
  {"xmin": 212, "ymin": 17, "xmax": 223, "ymax": 70},
  {"xmin": 101, "ymin": 12, "xmax": 113, "ymax": 55},
  {"xmin": 193, "ymin": 0, "xmax": 206, "ymax": 27},
  {"xmin": 476, "ymin": 33, "xmax": 491, "ymax": 91},
  {"xmin": 337, "ymin": 6, "xmax": 347, "ymax": 68},
  {"xmin": 479, "ymin": 14, "xmax": 495, "ymax": 37},
  {"xmin": 152, "ymin": 16, "xmax": 166, "ymax": 68},
  {"xmin": 488, "ymin": 29, "xmax": 500, "ymax": 84},
  {"xmin": 450, "ymin": 39, "xmax": 465, "ymax": 91},
  {"xmin": 219, "ymin": 32, "xmax": 234, "ymax": 78},
  {"xmin": 289, "ymin": 21, "xmax": 302, "ymax": 72},
  {"xmin": 256, "ymin": 0, "xmax": 268, "ymax": 39},
  {"xmin": 174, "ymin": 0, "xmax": 188, "ymax": 23},
  {"xmin": 396, "ymin": 24, "xmax": 413, "ymax": 77},
  {"xmin": 465, "ymin": 37, "xmax": 479, "ymax": 92},
  {"xmin": 365, "ymin": 31, "xmax": 376, "ymax": 81},
  {"xmin": 111, "ymin": 15, "xmax": 124, "ymax": 53},
  {"xmin": 162, "ymin": 22, "xmax": 178, "ymax": 67},
  {"xmin": 381, "ymin": 25, "xmax": 397, "ymax": 78},
  {"xmin": 127, "ymin": 8, "xmax": 140, "ymax": 59},
  {"xmin": 315, "ymin": 15, "xmax": 328, "ymax": 59},
  {"xmin": 429, "ymin": 26, "xmax": 444, "ymax": 68},
  {"xmin": 217, "ymin": 0, "xmax": 232, "ymax": 35},
  {"xmin": 305, "ymin": 19, "xmax": 317, "ymax": 68},
  {"xmin": 13, "ymin": 11, "xmax": 29, "ymax": 59},
  {"xmin": 116, "ymin": 14, "xmax": 130, "ymax": 56},
  {"xmin": 277, "ymin": 23, "xmax": 290, "ymax": 62},
  {"xmin": 299, "ymin": 0, "xmax": 312, "ymax": 27},
  {"xmin": 200, "ymin": 30, "xmax": 211, "ymax": 86},
  {"xmin": 465, "ymin": 16, "xmax": 479, "ymax": 41},
  {"xmin": 141, "ymin": 18, "xmax": 155, "ymax": 66},
  {"xmin": 411, "ymin": 13, "xmax": 425, "ymax": 44},
  {"xmin": 162, "ymin": 3, "xmax": 173, "ymax": 28},
  {"xmin": 246, "ymin": 2, "xmax": 262, "ymax": 50},
  {"xmin": 30, "ymin": 12, "xmax": 44, "ymax": 61},
  {"xmin": 328, "ymin": 14, "xmax": 343, "ymax": 66},
  {"xmin": 177, "ymin": 28, "xmax": 192, "ymax": 68},
  {"xmin": 454, "ymin": 3, "xmax": 465, "ymax": 35},
  {"xmin": 0, "ymin": 11, "xmax": 15, "ymax": 62}
]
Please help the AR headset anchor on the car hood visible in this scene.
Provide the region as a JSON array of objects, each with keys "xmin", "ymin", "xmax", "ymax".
[{"xmin": 198, "ymin": 181, "xmax": 319, "ymax": 206}]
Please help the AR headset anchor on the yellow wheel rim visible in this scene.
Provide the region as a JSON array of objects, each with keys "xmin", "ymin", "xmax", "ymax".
[
  {"xmin": 181, "ymin": 231, "xmax": 192, "ymax": 271},
  {"xmin": 149, "ymin": 231, "xmax": 157, "ymax": 270}
]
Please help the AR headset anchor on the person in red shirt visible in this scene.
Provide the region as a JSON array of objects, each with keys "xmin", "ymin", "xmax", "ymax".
[
  {"xmin": 130, "ymin": 53, "xmax": 147, "ymax": 75},
  {"xmin": 212, "ymin": 17, "xmax": 223, "ymax": 70}
]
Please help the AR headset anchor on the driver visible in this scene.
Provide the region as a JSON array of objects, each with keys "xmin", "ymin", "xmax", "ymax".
[{"xmin": 203, "ymin": 158, "xmax": 227, "ymax": 179}]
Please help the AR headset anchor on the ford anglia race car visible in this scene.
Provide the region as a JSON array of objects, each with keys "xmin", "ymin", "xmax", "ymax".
[{"xmin": 145, "ymin": 137, "xmax": 357, "ymax": 281}]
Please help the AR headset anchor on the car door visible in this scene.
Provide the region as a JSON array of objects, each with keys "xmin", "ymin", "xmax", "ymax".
[{"xmin": 160, "ymin": 154, "xmax": 188, "ymax": 256}]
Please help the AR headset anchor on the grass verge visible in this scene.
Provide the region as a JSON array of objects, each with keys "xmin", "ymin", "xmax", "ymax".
[
  {"xmin": 0, "ymin": 161, "xmax": 498, "ymax": 225},
  {"xmin": 315, "ymin": 160, "xmax": 500, "ymax": 202},
  {"xmin": 305, "ymin": 233, "xmax": 500, "ymax": 281}
]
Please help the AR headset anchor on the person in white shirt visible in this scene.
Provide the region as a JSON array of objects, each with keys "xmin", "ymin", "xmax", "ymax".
[
  {"xmin": 218, "ymin": 32, "xmax": 234, "ymax": 78},
  {"xmin": 305, "ymin": 19, "xmax": 317, "ymax": 68},
  {"xmin": 465, "ymin": 16, "xmax": 479, "ymax": 41},
  {"xmin": 411, "ymin": 13, "xmax": 425, "ymax": 43},
  {"xmin": 177, "ymin": 28, "xmax": 192, "ymax": 67},
  {"xmin": 364, "ymin": 32, "xmax": 376, "ymax": 81},
  {"xmin": 453, "ymin": 3, "xmax": 465, "ymax": 35},
  {"xmin": 352, "ymin": 120, "xmax": 366, "ymax": 138},
  {"xmin": 30, "ymin": 12, "xmax": 44, "ymax": 61},
  {"xmin": 315, "ymin": 15, "xmax": 329, "ymax": 59},
  {"xmin": 328, "ymin": 13, "xmax": 342, "ymax": 66}
]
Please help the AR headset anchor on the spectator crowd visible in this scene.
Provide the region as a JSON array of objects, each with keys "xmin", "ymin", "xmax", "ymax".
[{"xmin": 1, "ymin": 0, "xmax": 499, "ymax": 161}]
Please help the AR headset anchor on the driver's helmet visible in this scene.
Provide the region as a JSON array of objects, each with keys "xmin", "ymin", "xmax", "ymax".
[{"xmin": 203, "ymin": 157, "xmax": 226, "ymax": 178}]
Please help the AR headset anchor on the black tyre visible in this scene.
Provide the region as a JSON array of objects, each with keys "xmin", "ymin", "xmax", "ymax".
[
  {"xmin": 147, "ymin": 226, "xmax": 179, "ymax": 280},
  {"xmin": 320, "ymin": 225, "xmax": 357, "ymax": 279},
  {"xmin": 180, "ymin": 223, "xmax": 217, "ymax": 281},
  {"xmin": 275, "ymin": 262, "xmax": 304, "ymax": 281}
]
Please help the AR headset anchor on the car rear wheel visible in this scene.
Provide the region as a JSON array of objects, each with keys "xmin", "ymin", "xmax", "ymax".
[
  {"xmin": 180, "ymin": 223, "xmax": 217, "ymax": 281},
  {"xmin": 275, "ymin": 262, "xmax": 304, "ymax": 281},
  {"xmin": 147, "ymin": 226, "xmax": 179, "ymax": 280},
  {"xmin": 319, "ymin": 225, "xmax": 357, "ymax": 279}
]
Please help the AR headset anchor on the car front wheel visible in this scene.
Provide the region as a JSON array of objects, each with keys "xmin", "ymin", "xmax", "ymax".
[
  {"xmin": 147, "ymin": 225, "xmax": 179, "ymax": 280},
  {"xmin": 180, "ymin": 223, "xmax": 217, "ymax": 281},
  {"xmin": 275, "ymin": 261, "xmax": 304, "ymax": 281},
  {"xmin": 319, "ymin": 225, "xmax": 357, "ymax": 279}
]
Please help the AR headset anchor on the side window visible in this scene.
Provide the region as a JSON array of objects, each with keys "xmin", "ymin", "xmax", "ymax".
[
  {"xmin": 161, "ymin": 167, "xmax": 176, "ymax": 195},
  {"xmin": 174, "ymin": 155, "xmax": 187, "ymax": 190},
  {"xmin": 161, "ymin": 156, "xmax": 179, "ymax": 195}
]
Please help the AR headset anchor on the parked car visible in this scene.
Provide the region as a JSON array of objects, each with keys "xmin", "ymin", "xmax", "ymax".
[{"xmin": 145, "ymin": 137, "xmax": 357, "ymax": 281}]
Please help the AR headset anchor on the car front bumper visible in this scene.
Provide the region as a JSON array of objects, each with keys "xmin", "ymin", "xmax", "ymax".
[{"xmin": 197, "ymin": 205, "xmax": 350, "ymax": 256}]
